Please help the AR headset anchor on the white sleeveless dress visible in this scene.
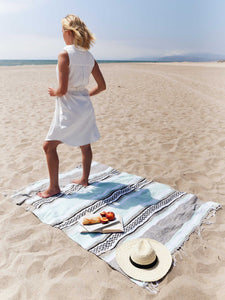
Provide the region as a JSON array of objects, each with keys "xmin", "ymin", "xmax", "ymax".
[{"xmin": 45, "ymin": 44, "xmax": 100, "ymax": 147}]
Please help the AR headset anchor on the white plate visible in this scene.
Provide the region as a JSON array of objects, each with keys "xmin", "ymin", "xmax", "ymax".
[{"xmin": 78, "ymin": 213, "xmax": 119, "ymax": 232}]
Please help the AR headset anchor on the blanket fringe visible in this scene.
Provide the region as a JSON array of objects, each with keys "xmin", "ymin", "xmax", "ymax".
[
  {"xmin": 171, "ymin": 205, "xmax": 221, "ymax": 268},
  {"xmin": 195, "ymin": 226, "xmax": 203, "ymax": 239},
  {"xmin": 206, "ymin": 209, "xmax": 217, "ymax": 219},
  {"xmin": 194, "ymin": 205, "xmax": 221, "ymax": 239},
  {"xmin": 180, "ymin": 246, "xmax": 187, "ymax": 256},
  {"xmin": 172, "ymin": 253, "xmax": 177, "ymax": 266},
  {"xmin": 144, "ymin": 281, "xmax": 159, "ymax": 294},
  {"xmin": 173, "ymin": 247, "xmax": 187, "ymax": 261},
  {"xmin": 173, "ymin": 205, "xmax": 221, "ymax": 254}
]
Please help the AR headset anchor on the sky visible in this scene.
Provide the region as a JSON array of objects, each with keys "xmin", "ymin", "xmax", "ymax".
[{"xmin": 0, "ymin": 0, "xmax": 225, "ymax": 60}]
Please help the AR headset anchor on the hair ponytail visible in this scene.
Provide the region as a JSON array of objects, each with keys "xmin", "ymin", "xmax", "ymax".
[{"xmin": 61, "ymin": 15, "xmax": 95, "ymax": 50}]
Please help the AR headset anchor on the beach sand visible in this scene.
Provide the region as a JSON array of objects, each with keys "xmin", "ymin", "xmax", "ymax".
[{"xmin": 0, "ymin": 62, "xmax": 224, "ymax": 299}]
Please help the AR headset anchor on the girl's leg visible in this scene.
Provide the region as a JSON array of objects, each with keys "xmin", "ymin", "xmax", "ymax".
[
  {"xmin": 37, "ymin": 140, "xmax": 62, "ymax": 198},
  {"xmin": 72, "ymin": 144, "xmax": 92, "ymax": 187}
]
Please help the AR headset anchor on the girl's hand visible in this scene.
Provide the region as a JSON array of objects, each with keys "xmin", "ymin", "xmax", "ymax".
[{"xmin": 48, "ymin": 87, "xmax": 56, "ymax": 96}]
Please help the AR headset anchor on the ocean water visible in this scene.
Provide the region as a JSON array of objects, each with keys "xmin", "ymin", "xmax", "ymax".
[
  {"xmin": 0, "ymin": 59, "xmax": 154, "ymax": 66},
  {"xmin": 0, "ymin": 60, "xmax": 58, "ymax": 66}
]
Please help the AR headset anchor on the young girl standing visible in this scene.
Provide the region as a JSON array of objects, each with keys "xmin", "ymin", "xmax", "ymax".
[{"xmin": 38, "ymin": 14, "xmax": 106, "ymax": 198}]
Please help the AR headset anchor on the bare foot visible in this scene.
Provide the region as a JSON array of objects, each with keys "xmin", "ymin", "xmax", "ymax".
[
  {"xmin": 72, "ymin": 178, "xmax": 89, "ymax": 187},
  {"xmin": 37, "ymin": 188, "xmax": 61, "ymax": 198}
]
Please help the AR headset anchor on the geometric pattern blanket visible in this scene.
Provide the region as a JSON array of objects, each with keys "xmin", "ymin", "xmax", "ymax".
[{"xmin": 11, "ymin": 161, "xmax": 221, "ymax": 291}]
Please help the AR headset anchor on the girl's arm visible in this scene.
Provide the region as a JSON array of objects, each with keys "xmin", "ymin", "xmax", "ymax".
[
  {"xmin": 89, "ymin": 60, "xmax": 106, "ymax": 96},
  {"xmin": 48, "ymin": 51, "xmax": 69, "ymax": 97}
]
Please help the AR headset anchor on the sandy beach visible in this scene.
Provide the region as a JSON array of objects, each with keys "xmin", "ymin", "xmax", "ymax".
[{"xmin": 0, "ymin": 62, "xmax": 225, "ymax": 299}]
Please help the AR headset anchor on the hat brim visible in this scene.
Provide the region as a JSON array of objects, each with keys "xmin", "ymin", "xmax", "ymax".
[{"xmin": 116, "ymin": 238, "xmax": 172, "ymax": 282}]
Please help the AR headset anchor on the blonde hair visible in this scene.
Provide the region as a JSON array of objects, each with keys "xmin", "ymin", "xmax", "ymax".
[{"xmin": 61, "ymin": 14, "xmax": 95, "ymax": 50}]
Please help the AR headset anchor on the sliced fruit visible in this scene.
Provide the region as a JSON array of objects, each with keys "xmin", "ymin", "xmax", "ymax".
[
  {"xmin": 100, "ymin": 211, "xmax": 107, "ymax": 217},
  {"xmin": 100, "ymin": 217, "xmax": 109, "ymax": 224}
]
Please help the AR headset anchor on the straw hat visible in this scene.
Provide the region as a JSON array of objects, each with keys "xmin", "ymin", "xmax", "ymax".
[{"xmin": 116, "ymin": 238, "xmax": 172, "ymax": 282}]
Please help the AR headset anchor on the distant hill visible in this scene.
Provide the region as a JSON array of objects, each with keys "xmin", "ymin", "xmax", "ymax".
[{"xmin": 133, "ymin": 53, "xmax": 225, "ymax": 62}]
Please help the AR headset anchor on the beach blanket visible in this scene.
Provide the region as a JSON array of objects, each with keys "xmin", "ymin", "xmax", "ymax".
[{"xmin": 11, "ymin": 161, "xmax": 221, "ymax": 291}]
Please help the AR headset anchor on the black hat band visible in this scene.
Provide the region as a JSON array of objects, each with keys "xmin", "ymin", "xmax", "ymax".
[{"xmin": 129, "ymin": 256, "xmax": 158, "ymax": 269}]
